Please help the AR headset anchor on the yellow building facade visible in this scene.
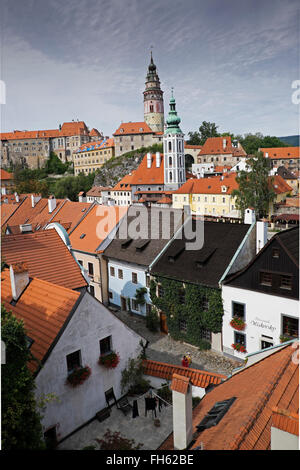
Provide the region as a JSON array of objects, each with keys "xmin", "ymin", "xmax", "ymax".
[{"xmin": 73, "ymin": 138, "xmax": 114, "ymax": 175}]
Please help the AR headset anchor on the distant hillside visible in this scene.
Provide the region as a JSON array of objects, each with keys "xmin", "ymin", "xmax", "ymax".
[
  {"xmin": 93, "ymin": 143, "xmax": 163, "ymax": 187},
  {"xmin": 278, "ymin": 135, "xmax": 299, "ymax": 146}
]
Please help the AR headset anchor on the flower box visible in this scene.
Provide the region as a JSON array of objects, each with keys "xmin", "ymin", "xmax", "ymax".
[
  {"xmin": 66, "ymin": 365, "xmax": 91, "ymax": 387},
  {"xmin": 232, "ymin": 343, "xmax": 247, "ymax": 353},
  {"xmin": 230, "ymin": 317, "xmax": 246, "ymax": 331},
  {"xmin": 99, "ymin": 351, "xmax": 120, "ymax": 369}
]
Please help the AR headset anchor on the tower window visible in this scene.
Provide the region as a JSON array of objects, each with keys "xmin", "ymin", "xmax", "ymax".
[
  {"xmin": 150, "ymin": 105, "xmax": 154, "ymax": 112},
  {"xmin": 168, "ymin": 141, "xmax": 172, "ymax": 152},
  {"xmin": 169, "ymin": 156, "xmax": 172, "ymax": 166},
  {"xmin": 169, "ymin": 171, "xmax": 173, "ymax": 181}
]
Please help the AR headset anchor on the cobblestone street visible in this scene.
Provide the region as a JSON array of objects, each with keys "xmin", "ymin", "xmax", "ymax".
[{"xmin": 111, "ymin": 308, "xmax": 241, "ymax": 376}]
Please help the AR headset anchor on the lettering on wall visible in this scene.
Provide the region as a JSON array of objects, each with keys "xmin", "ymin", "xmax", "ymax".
[{"xmin": 250, "ymin": 317, "xmax": 276, "ymax": 332}]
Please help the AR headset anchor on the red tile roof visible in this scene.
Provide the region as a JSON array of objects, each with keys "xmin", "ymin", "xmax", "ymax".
[
  {"xmin": 0, "ymin": 121, "xmax": 89, "ymax": 140},
  {"xmin": 156, "ymin": 196, "xmax": 172, "ymax": 204},
  {"xmin": 2, "ymin": 229, "xmax": 87, "ymax": 289},
  {"xmin": 159, "ymin": 343, "xmax": 299, "ymax": 450},
  {"xmin": 130, "ymin": 154, "xmax": 164, "ymax": 185},
  {"xmin": 174, "ymin": 172, "xmax": 239, "ymax": 195},
  {"xmin": 198, "ymin": 136, "xmax": 246, "ymax": 157},
  {"xmin": 86, "ymin": 186, "xmax": 112, "ymax": 197},
  {"xmin": 46, "ymin": 200, "xmax": 92, "ymax": 233},
  {"xmin": 77, "ymin": 138, "xmax": 114, "ymax": 152},
  {"xmin": 0, "ymin": 169, "xmax": 13, "ymax": 180},
  {"xmin": 113, "ymin": 122, "xmax": 153, "ymax": 136},
  {"xmin": 89, "ymin": 128, "xmax": 101, "ymax": 136},
  {"xmin": 1, "ymin": 204, "xmax": 21, "ymax": 226},
  {"xmin": 271, "ymin": 175, "xmax": 293, "ymax": 194},
  {"xmin": 261, "ymin": 147, "xmax": 300, "ymax": 160},
  {"xmin": 69, "ymin": 205, "xmax": 128, "ymax": 253},
  {"xmin": 184, "ymin": 144, "xmax": 202, "ymax": 150},
  {"xmin": 271, "ymin": 407, "xmax": 299, "ymax": 436},
  {"xmin": 1, "ymin": 269, "xmax": 81, "ymax": 372},
  {"xmin": 142, "ymin": 359, "xmax": 226, "ymax": 388},
  {"xmin": 171, "ymin": 374, "xmax": 190, "ymax": 394},
  {"xmin": 113, "ymin": 171, "xmax": 136, "ymax": 191}
]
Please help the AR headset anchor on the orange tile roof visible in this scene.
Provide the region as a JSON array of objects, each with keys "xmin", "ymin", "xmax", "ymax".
[
  {"xmin": 86, "ymin": 186, "xmax": 112, "ymax": 197},
  {"xmin": 69, "ymin": 205, "xmax": 128, "ymax": 253},
  {"xmin": 1, "ymin": 269, "xmax": 81, "ymax": 372},
  {"xmin": 1, "ymin": 204, "xmax": 21, "ymax": 226},
  {"xmin": 2, "ymin": 229, "xmax": 87, "ymax": 289},
  {"xmin": 271, "ymin": 175, "xmax": 293, "ymax": 194},
  {"xmin": 198, "ymin": 136, "xmax": 246, "ymax": 157},
  {"xmin": 171, "ymin": 374, "xmax": 190, "ymax": 394},
  {"xmin": 77, "ymin": 138, "xmax": 114, "ymax": 152},
  {"xmin": 271, "ymin": 407, "xmax": 299, "ymax": 436},
  {"xmin": 142, "ymin": 360, "xmax": 226, "ymax": 388},
  {"xmin": 214, "ymin": 165, "xmax": 232, "ymax": 172},
  {"xmin": 89, "ymin": 128, "xmax": 101, "ymax": 136},
  {"xmin": 0, "ymin": 121, "xmax": 89, "ymax": 141},
  {"xmin": 159, "ymin": 343, "xmax": 299, "ymax": 450},
  {"xmin": 156, "ymin": 196, "xmax": 172, "ymax": 204},
  {"xmin": 113, "ymin": 171, "xmax": 136, "ymax": 191},
  {"xmin": 174, "ymin": 172, "xmax": 239, "ymax": 195},
  {"xmin": 130, "ymin": 154, "xmax": 164, "ymax": 185},
  {"xmin": 46, "ymin": 200, "xmax": 92, "ymax": 232},
  {"xmin": 0, "ymin": 169, "xmax": 13, "ymax": 180},
  {"xmin": 261, "ymin": 147, "xmax": 300, "ymax": 160},
  {"xmin": 285, "ymin": 197, "xmax": 300, "ymax": 207},
  {"xmin": 184, "ymin": 144, "xmax": 202, "ymax": 149},
  {"xmin": 113, "ymin": 121, "xmax": 153, "ymax": 136}
]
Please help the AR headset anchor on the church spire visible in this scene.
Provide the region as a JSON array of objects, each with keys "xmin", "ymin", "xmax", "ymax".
[{"xmin": 165, "ymin": 89, "xmax": 182, "ymax": 134}]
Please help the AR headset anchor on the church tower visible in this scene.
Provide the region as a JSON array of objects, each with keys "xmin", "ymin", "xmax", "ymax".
[
  {"xmin": 143, "ymin": 52, "xmax": 164, "ymax": 132},
  {"xmin": 163, "ymin": 91, "xmax": 186, "ymax": 190}
]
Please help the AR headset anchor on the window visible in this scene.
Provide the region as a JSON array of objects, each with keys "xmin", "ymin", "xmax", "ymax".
[
  {"xmin": 232, "ymin": 302, "xmax": 245, "ymax": 320},
  {"xmin": 179, "ymin": 319, "xmax": 187, "ymax": 333},
  {"xmin": 158, "ymin": 284, "xmax": 164, "ymax": 298},
  {"xmin": 272, "ymin": 248, "xmax": 280, "ymax": 258},
  {"xmin": 260, "ymin": 271, "xmax": 272, "ymax": 286},
  {"xmin": 109, "ymin": 291, "xmax": 113, "ymax": 299},
  {"xmin": 132, "ymin": 272, "xmax": 137, "ymax": 284},
  {"xmin": 110, "ymin": 266, "xmax": 115, "ymax": 277},
  {"xmin": 100, "ymin": 336, "xmax": 112, "ymax": 355},
  {"xmin": 282, "ymin": 316, "xmax": 298, "ymax": 338},
  {"xmin": 77, "ymin": 260, "xmax": 83, "ymax": 266},
  {"xmin": 200, "ymin": 328, "xmax": 212, "ymax": 342},
  {"xmin": 88, "ymin": 262, "xmax": 94, "ymax": 276},
  {"xmin": 118, "ymin": 269, "xmax": 123, "ymax": 279},
  {"xmin": 280, "ymin": 275, "xmax": 292, "ymax": 290},
  {"xmin": 146, "ymin": 275, "xmax": 150, "ymax": 288},
  {"xmin": 202, "ymin": 296, "xmax": 209, "ymax": 311},
  {"xmin": 89, "ymin": 285, "xmax": 95, "ymax": 297},
  {"xmin": 131, "ymin": 298, "xmax": 139, "ymax": 311},
  {"xmin": 234, "ymin": 331, "xmax": 246, "ymax": 348},
  {"xmin": 66, "ymin": 350, "xmax": 81, "ymax": 373}
]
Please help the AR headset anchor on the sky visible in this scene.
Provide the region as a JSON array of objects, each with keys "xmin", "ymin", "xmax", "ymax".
[{"xmin": 0, "ymin": 0, "xmax": 299, "ymax": 137}]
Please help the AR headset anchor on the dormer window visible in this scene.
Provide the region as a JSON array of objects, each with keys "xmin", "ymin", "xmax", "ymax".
[
  {"xmin": 120, "ymin": 128, "xmax": 124, "ymax": 133},
  {"xmin": 221, "ymin": 186, "xmax": 227, "ymax": 193}
]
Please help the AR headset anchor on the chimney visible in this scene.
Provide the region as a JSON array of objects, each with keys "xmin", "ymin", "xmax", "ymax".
[
  {"xmin": 1, "ymin": 186, "xmax": 6, "ymax": 195},
  {"xmin": 9, "ymin": 263, "xmax": 30, "ymax": 301},
  {"xmin": 14, "ymin": 192, "xmax": 19, "ymax": 203},
  {"xmin": 244, "ymin": 208, "xmax": 256, "ymax": 225},
  {"xmin": 31, "ymin": 194, "xmax": 41, "ymax": 208},
  {"xmin": 171, "ymin": 374, "xmax": 193, "ymax": 450},
  {"xmin": 19, "ymin": 224, "xmax": 32, "ymax": 233},
  {"xmin": 271, "ymin": 407, "xmax": 299, "ymax": 450},
  {"xmin": 48, "ymin": 195, "xmax": 57, "ymax": 213},
  {"xmin": 256, "ymin": 219, "xmax": 268, "ymax": 254},
  {"xmin": 265, "ymin": 152, "xmax": 268, "ymax": 158},
  {"xmin": 223, "ymin": 138, "xmax": 226, "ymax": 150},
  {"xmin": 156, "ymin": 151, "xmax": 161, "ymax": 168},
  {"xmin": 3, "ymin": 197, "xmax": 8, "ymax": 203},
  {"xmin": 146, "ymin": 152, "xmax": 152, "ymax": 169}
]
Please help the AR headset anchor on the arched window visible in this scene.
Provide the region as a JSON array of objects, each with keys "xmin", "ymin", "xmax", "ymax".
[
  {"xmin": 150, "ymin": 105, "xmax": 154, "ymax": 113},
  {"xmin": 168, "ymin": 141, "xmax": 172, "ymax": 152},
  {"xmin": 169, "ymin": 171, "xmax": 173, "ymax": 181},
  {"xmin": 169, "ymin": 156, "xmax": 172, "ymax": 166}
]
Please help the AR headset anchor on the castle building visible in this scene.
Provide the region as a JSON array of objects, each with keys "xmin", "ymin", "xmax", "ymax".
[
  {"xmin": 143, "ymin": 52, "xmax": 164, "ymax": 133},
  {"xmin": 163, "ymin": 91, "xmax": 186, "ymax": 190}
]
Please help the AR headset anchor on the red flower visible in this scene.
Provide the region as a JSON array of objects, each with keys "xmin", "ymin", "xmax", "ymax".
[{"xmin": 99, "ymin": 352, "xmax": 120, "ymax": 369}]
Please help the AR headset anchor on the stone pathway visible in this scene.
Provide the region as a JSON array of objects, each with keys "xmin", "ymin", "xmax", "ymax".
[{"xmin": 111, "ymin": 308, "xmax": 240, "ymax": 376}]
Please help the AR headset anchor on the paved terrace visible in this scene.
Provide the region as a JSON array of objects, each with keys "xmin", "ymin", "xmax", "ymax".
[{"xmin": 58, "ymin": 392, "xmax": 173, "ymax": 451}]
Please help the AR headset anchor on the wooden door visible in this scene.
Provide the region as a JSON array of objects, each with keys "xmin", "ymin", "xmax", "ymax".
[{"xmin": 160, "ymin": 312, "xmax": 168, "ymax": 334}]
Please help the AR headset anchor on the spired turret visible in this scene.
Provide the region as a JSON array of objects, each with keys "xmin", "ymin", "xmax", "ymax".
[
  {"xmin": 163, "ymin": 91, "xmax": 186, "ymax": 190},
  {"xmin": 143, "ymin": 52, "xmax": 164, "ymax": 133}
]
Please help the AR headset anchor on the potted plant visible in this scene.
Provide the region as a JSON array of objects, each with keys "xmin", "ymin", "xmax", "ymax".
[
  {"xmin": 230, "ymin": 317, "xmax": 246, "ymax": 331},
  {"xmin": 66, "ymin": 365, "xmax": 91, "ymax": 387},
  {"xmin": 154, "ymin": 418, "xmax": 161, "ymax": 427},
  {"xmin": 232, "ymin": 343, "xmax": 247, "ymax": 353},
  {"xmin": 99, "ymin": 351, "xmax": 120, "ymax": 369}
]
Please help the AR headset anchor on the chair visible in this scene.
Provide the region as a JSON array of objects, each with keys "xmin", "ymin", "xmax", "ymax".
[
  {"xmin": 105, "ymin": 388, "xmax": 118, "ymax": 409},
  {"xmin": 116, "ymin": 397, "xmax": 133, "ymax": 415}
]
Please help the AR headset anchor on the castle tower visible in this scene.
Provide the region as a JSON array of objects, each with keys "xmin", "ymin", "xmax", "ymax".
[
  {"xmin": 143, "ymin": 52, "xmax": 164, "ymax": 132},
  {"xmin": 163, "ymin": 91, "xmax": 186, "ymax": 190}
]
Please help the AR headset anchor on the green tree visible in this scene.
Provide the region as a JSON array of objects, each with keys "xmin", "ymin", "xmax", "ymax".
[
  {"xmin": 238, "ymin": 133, "xmax": 287, "ymax": 155},
  {"xmin": 231, "ymin": 151, "xmax": 276, "ymax": 218},
  {"xmin": 53, "ymin": 172, "xmax": 94, "ymax": 201},
  {"xmin": 187, "ymin": 121, "xmax": 220, "ymax": 145},
  {"xmin": 13, "ymin": 179, "xmax": 49, "ymax": 197},
  {"xmin": 1, "ymin": 305, "xmax": 45, "ymax": 450},
  {"xmin": 45, "ymin": 152, "xmax": 70, "ymax": 175}
]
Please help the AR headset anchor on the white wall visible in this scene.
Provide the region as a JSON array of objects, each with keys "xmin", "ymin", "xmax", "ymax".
[
  {"xmin": 35, "ymin": 292, "xmax": 143, "ymax": 441},
  {"xmin": 222, "ymin": 285, "xmax": 299, "ymax": 358}
]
